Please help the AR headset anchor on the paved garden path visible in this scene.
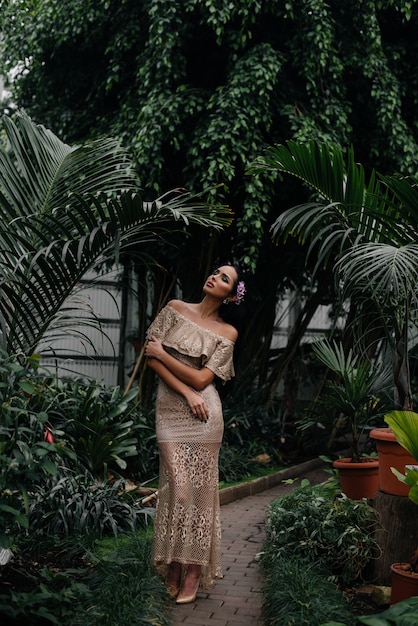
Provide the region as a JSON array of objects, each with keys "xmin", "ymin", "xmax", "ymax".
[{"xmin": 171, "ymin": 458, "xmax": 328, "ymax": 626}]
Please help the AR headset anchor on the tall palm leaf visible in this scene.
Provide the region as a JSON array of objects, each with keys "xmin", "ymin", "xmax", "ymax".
[
  {"xmin": 249, "ymin": 141, "xmax": 403, "ymax": 272},
  {"xmin": 337, "ymin": 242, "xmax": 418, "ymax": 410},
  {"xmin": 0, "ymin": 113, "xmax": 231, "ymax": 355},
  {"xmin": 250, "ymin": 140, "xmax": 418, "ymax": 410}
]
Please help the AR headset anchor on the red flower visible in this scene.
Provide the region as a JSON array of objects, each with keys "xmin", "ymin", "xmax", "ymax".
[{"xmin": 44, "ymin": 427, "xmax": 54, "ymax": 444}]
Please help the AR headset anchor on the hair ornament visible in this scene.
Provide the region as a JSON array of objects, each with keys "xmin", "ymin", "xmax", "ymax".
[{"xmin": 235, "ymin": 280, "xmax": 246, "ymax": 305}]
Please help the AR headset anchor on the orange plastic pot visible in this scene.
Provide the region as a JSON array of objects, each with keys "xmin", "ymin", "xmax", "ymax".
[
  {"xmin": 390, "ymin": 563, "xmax": 418, "ymax": 604},
  {"xmin": 370, "ymin": 427, "xmax": 416, "ymax": 496},
  {"xmin": 332, "ymin": 457, "xmax": 380, "ymax": 500}
]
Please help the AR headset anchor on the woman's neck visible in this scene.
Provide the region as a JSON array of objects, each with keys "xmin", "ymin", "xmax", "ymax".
[{"xmin": 193, "ymin": 297, "xmax": 221, "ymax": 320}]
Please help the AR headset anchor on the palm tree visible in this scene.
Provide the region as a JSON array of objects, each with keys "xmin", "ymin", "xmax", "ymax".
[
  {"xmin": 249, "ymin": 140, "xmax": 418, "ymax": 411},
  {"xmin": 0, "ymin": 113, "xmax": 231, "ymax": 357}
]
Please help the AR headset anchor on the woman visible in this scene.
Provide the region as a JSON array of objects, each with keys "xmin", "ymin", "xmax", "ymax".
[{"xmin": 145, "ymin": 263, "xmax": 245, "ymax": 604}]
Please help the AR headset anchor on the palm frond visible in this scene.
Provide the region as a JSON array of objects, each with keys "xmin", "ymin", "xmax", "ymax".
[
  {"xmin": 250, "ymin": 141, "xmax": 350, "ymax": 204},
  {"xmin": 0, "ymin": 113, "xmax": 140, "ymax": 219},
  {"xmin": 312, "ymin": 339, "xmax": 392, "ymax": 419},
  {"xmin": 0, "ymin": 114, "xmax": 231, "ymax": 355},
  {"xmin": 253, "ymin": 142, "xmax": 384, "ymax": 273},
  {"xmin": 337, "ymin": 243, "xmax": 418, "ymax": 303},
  {"xmin": 378, "ymin": 174, "xmax": 418, "ymax": 244},
  {"xmin": 253, "ymin": 141, "xmax": 418, "ymax": 291}
]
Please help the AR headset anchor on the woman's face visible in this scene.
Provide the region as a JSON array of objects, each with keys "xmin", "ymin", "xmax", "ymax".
[{"xmin": 204, "ymin": 265, "xmax": 238, "ymax": 300}]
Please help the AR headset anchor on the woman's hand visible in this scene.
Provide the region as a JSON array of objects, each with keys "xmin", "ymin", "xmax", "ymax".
[
  {"xmin": 184, "ymin": 389, "xmax": 209, "ymax": 422},
  {"xmin": 145, "ymin": 335, "xmax": 166, "ymax": 360}
]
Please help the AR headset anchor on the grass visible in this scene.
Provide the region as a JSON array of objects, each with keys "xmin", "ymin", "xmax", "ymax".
[
  {"xmin": 262, "ymin": 556, "xmax": 354, "ymax": 626},
  {"xmin": 0, "ymin": 529, "xmax": 171, "ymax": 626},
  {"xmin": 79, "ymin": 531, "xmax": 171, "ymax": 626}
]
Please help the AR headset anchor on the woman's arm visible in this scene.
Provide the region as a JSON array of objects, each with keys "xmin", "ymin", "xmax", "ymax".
[
  {"xmin": 145, "ymin": 335, "xmax": 215, "ymax": 391},
  {"xmin": 147, "ymin": 357, "xmax": 209, "ymax": 421}
]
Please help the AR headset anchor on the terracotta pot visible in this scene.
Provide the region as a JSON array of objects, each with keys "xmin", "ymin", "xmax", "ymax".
[
  {"xmin": 390, "ymin": 562, "xmax": 418, "ymax": 604},
  {"xmin": 370, "ymin": 427, "xmax": 416, "ymax": 496},
  {"xmin": 332, "ymin": 457, "xmax": 380, "ymax": 500}
]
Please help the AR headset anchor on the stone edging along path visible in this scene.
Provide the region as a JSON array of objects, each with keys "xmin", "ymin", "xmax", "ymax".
[{"xmin": 219, "ymin": 456, "xmax": 327, "ymax": 506}]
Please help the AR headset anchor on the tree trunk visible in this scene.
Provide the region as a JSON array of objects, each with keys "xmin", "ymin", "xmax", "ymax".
[{"xmin": 371, "ymin": 490, "xmax": 418, "ymax": 585}]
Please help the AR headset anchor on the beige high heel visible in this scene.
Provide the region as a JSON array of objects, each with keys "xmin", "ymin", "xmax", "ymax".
[
  {"xmin": 176, "ymin": 566, "xmax": 201, "ymax": 604},
  {"xmin": 176, "ymin": 580, "xmax": 199, "ymax": 604}
]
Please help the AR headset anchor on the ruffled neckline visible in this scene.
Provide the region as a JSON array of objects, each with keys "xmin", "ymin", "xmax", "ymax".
[{"xmin": 168, "ymin": 306, "xmax": 235, "ymax": 344}]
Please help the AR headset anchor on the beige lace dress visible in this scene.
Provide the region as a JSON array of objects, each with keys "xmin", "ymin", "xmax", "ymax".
[{"xmin": 146, "ymin": 304, "xmax": 235, "ymax": 589}]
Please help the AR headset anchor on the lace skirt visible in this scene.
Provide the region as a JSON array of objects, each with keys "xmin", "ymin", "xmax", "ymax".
[{"xmin": 152, "ymin": 379, "xmax": 224, "ymax": 589}]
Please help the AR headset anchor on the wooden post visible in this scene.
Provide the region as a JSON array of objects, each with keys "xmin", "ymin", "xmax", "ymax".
[{"xmin": 371, "ymin": 490, "xmax": 418, "ymax": 585}]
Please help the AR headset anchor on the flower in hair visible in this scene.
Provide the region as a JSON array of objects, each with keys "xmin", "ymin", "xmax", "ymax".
[{"xmin": 236, "ymin": 280, "xmax": 246, "ymax": 305}]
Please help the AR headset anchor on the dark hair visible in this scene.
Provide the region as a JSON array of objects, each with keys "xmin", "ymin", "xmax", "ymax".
[
  {"xmin": 215, "ymin": 261, "xmax": 247, "ymax": 398},
  {"xmin": 217, "ymin": 261, "xmax": 246, "ymax": 332}
]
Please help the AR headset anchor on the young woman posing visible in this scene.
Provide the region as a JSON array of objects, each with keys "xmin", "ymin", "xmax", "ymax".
[{"xmin": 145, "ymin": 263, "xmax": 245, "ymax": 604}]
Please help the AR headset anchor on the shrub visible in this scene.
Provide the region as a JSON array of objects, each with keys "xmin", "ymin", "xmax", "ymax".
[
  {"xmin": 40, "ymin": 379, "xmax": 160, "ymax": 483},
  {"xmin": 44, "ymin": 380, "xmax": 142, "ymax": 475},
  {"xmin": 0, "ymin": 531, "xmax": 171, "ymax": 626},
  {"xmin": 28, "ymin": 469, "xmax": 153, "ymax": 538},
  {"xmin": 222, "ymin": 383, "xmax": 284, "ymax": 458},
  {"xmin": 357, "ymin": 597, "xmax": 418, "ymax": 625},
  {"xmin": 0, "ymin": 567, "xmax": 92, "ymax": 626},
  {"xmin": 261, "ymin": 480, "xmax": 379, "ymax": 587},
  {"xmin": 0, "ymin": 351, "xmax": 72, "ymax": 547}
]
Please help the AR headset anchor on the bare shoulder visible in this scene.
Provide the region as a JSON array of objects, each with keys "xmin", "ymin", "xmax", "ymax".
[
  {"xmin": 219, "ymin": 321, "xmax": 238, "ymax": 343},
  {"xmin": 168, "ymin": 300, "xmax": 200, "ymax": 316},
  {"xmin": 166, "ymin": 299, "xmax": 186, "ymax": 313}
]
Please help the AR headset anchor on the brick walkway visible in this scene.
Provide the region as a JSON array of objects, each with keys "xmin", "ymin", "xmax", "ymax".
[{"xmin": 171, "ymin": 458, "xmax": 328, "ymax": 626}]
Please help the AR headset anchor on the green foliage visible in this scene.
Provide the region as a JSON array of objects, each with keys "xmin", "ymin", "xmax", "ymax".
[
  {"xmin": 254, "ymin": 139, "xmax": 418, "ymax": 411},
  {"xmin": 0, "ymin": 113, "xmax": 230, "ymax": 356},
  {"xmin": 28, "ymin": 470, "xmax": 152, "ymax": 538},
  {"xmin": 3, "ymin": 0, "xmax": 418, "ymax": 408},
  {"xmin": 4, "ymin": 0, "xmax": 418, "ymax": 273},
  {"xmin": 0, "ymin": 567, "xmax": 92, "ymax": 626},
  {"xmin": 0, "ymin": 531, "xmax": 171, "ymax": 626},
  {"xmin": 261, "ymin": 556, "xmax": 354, "ymax": 626},
  {"xmin": 384, "ymin": 411, "xmax": 418, "ymax": 462},
  {"xmin": 0, "ymin": 350, "xmax": 72, "ymax": 548},
  {"xmin": 79, "ymin": 532, "xmax": 171, "ymax": 626},
  {"xmin": 261, "ymin": 481, "xmax": 379, "ymax": 587},
  {"xmin": 45, "ymin": 381, "xmax": 141, "ymax": 474},
  {"xmin": 40, "ymin": 377, "xmax": 159, "ymax": 481},
  {"xmin": 306, "ymin": 339, "xmax": 392, "ymax": 461},
  {"xmin": 218, "ymin": 444, "xmax": 261, "ymax": 483},
  {"xmin": 0, "ymin": 350, "xmax": 155, "ymax": 548},
  {"xmin": 357, "ymin": 596, "xmax": 418, "ymax": 625}
]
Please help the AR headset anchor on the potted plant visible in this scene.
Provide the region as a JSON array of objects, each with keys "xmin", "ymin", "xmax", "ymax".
[
  {"xmin": 308, "ymin": 338, "xmax": 391, "ymax": 499},
  {"xmin": 369, "ymin": 424, "xmax": 417, "ymax": 497},
  {"xmin": 381, "ymin": 410, "xmax": 418, "ymax": 604}
]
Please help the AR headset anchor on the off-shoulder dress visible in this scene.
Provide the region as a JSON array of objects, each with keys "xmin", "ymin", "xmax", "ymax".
[{"xmin": 146, "ymin": 304, "xmax": 235, "ymax": 589}]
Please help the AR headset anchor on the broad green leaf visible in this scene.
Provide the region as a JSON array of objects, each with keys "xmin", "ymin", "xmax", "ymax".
[{"xmin": 384, "ymin": 411, "xmax": 418, "ymax": 461}]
